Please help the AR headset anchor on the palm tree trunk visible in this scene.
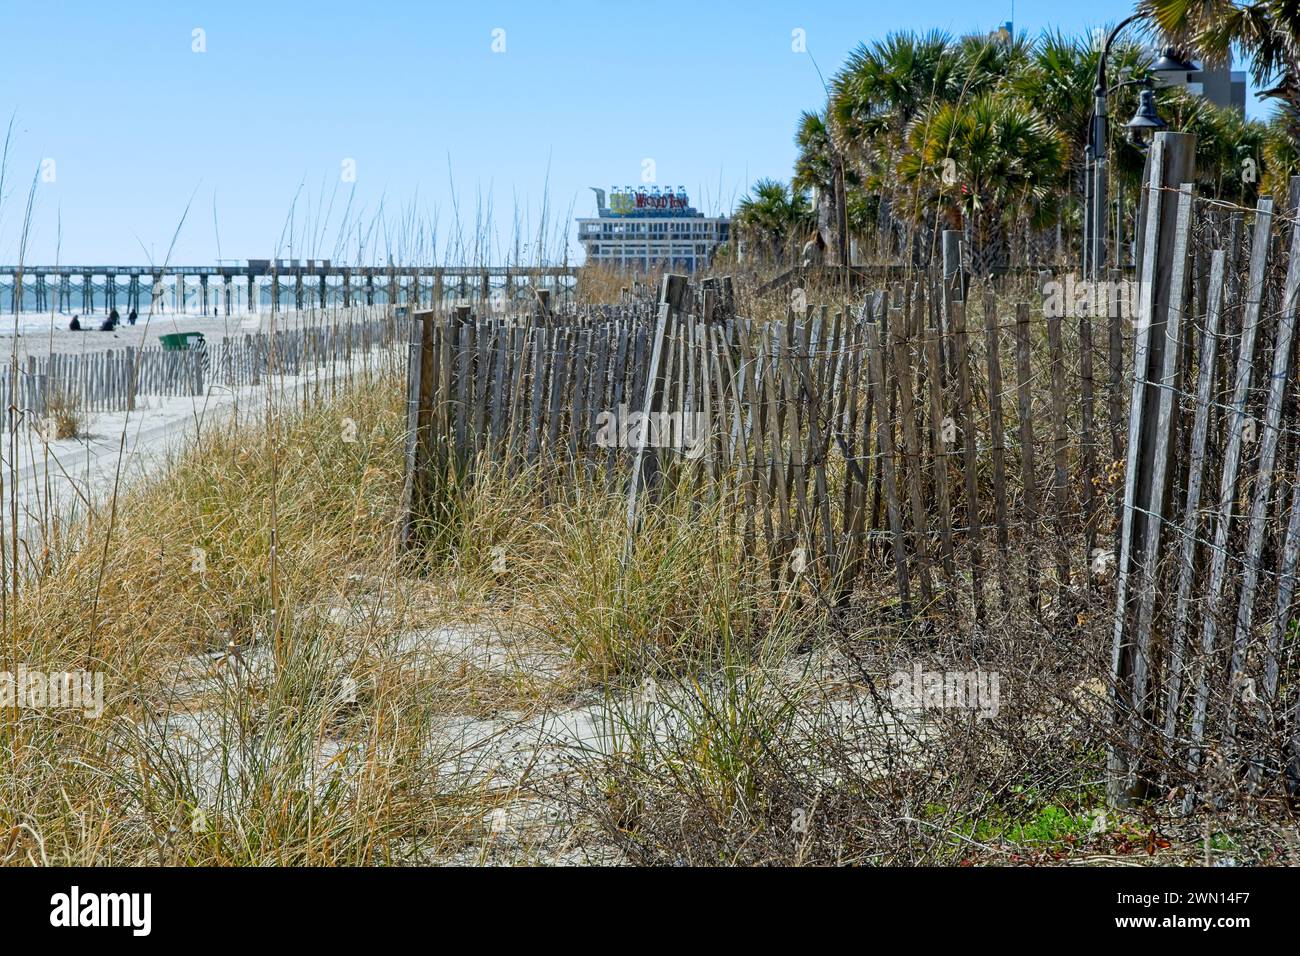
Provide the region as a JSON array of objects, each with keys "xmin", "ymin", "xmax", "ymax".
[
  {"xmin": 968, "ymin": 212, "xmax": 1008, "ymax": 277},
  {"xmin": 815, "ymin": 186, "xmax": 840, "ymax": 266}
]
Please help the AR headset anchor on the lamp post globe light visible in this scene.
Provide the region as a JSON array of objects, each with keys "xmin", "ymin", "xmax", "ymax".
[
  {"xmin": 1125, "ymin": 86, "xmax": 1168, "ymax": 146},
  {"xmin": 1150, "ymin": 46, "xmax": 1197, "ymax": 75},
  {"xmin": 1085, "ymin": 20, "xmax": 1185, "ymax": 280}
]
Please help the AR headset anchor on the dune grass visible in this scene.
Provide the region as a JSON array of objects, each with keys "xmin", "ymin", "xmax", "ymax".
[
  {"xmin": 0, "ymin": 370, "xmax": 491, "ymax": 864},
  {"xmin": 0, "ymin": 354, "xmax": 808, "ymax": 863},
  {"xmin": 0, "ymin": 279, "xmax": 1240, "ymax": 867}
]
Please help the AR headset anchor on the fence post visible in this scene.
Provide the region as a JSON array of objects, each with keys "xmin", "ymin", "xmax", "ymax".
[
  {"xmin": 400, "ymin": 311, "xmax": 435, "ymax": 550},
  {"xmin": 1108, "ymin": 131, "xmax": 1196, "ymax": 808},
  {"xmin": 125, "ymin": 346, "xmax": 136, "ymax": 411},
  {"xmin": 624, "ymin": 274, "xmax": 686, "ymax": 561}
]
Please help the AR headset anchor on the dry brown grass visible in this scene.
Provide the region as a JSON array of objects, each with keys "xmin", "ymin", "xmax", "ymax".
[
  {"xmin": 0, "ymin": 361, "xmax": 785, "ymax": 864},
  {"xmin": 0, "ymin": 368, "xmax": 515, "ymax": 864},
  {"xmin": 1, "ymin": 280, "xmax": 1290, "ymax": 867},
  {"xmin": 574, "ymin": 262, "xmax": 666, "ymax": 305},
  {"xmin": 44, "ymin": 391, "xmax": 83, "ymax": 440}
]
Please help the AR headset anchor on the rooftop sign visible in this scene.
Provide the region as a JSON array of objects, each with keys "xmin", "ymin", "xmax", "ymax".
[{"xmin": 600, "ymin": 186, "xmax": 698, "ymax": 218}]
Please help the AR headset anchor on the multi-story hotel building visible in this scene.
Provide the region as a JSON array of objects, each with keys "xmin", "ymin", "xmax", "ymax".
[
  {"xmin": 578, "ymin": 186, "xmax": 730, "ymax": 273},
  {"xmin": 1148, "ymin": 48, "xmax": 1247, "ymax": 112}
]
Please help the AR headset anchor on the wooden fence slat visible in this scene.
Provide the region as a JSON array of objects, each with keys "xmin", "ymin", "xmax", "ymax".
[
  {"xmin": 951, "ymin": 298, "xmax": 986, "ymax": 621},
  {"xmin": 1187, "ymin": 196, "xmax": 1274, "ymax": 790},
  {"xmin": 891, "ymin": 307, "xmax": 934, "ymax": 606},
  {"xmin": 1224, "ymin": 206, "xmax": 1300, "ymax": 752},
  {"xmin": 865, "ymin": 309, "xmax": 910, "ymax": 612},
  {"xmin": 923, "ymin": 321, "xmax": 955, "ymax": 594},
  {"xmin": 1045, "ymin": 308, "xmax": 1072, "ymax": 593},
  {"xmin": 1164, "ymin": 250, "xmax": 1226, "ymax": 739},
  {"xmin": 1013, "ymin": 302, "xmax": 1041, "ymax": 613},
  {"xmin": 983, "ymin": 292, "xmax": 1011, "ymax": 608}
]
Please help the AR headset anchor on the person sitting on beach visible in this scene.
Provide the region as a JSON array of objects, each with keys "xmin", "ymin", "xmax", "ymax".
[
  {"xmin": 99, "ymin": 314, "xmax": 117, "ymax": 332},
  {"xmin": 69, "ymin": 315, "xmax": 82, "ymax": 331},
  {"xmin": 128, "ymin": 309, "xmax": 138, "ymax": 325}
]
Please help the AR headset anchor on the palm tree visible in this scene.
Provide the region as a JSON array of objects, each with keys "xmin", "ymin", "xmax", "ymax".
[
  {"xmin": 827, "ymin": 32, "xmax": 960, "ymax": 264},
  {"xmin": 827, "ymin": 31, "xmax": 958, "ymax": 182},
  {"xmin": 828, "ymin": 30, "xmax": 1050, "ymax": 263},
  {"xmin": 794, "ymin": 111, "xmax": 837, "ymax": 194},
  {"xmin": 951, "ymin": 31, "xmax": 1034, "ymax": 98},
  {"xmin": 1005, "ymin": 32, "xmax": 1151, "ymax": 257},
  {"xmin": 899, "ymin": 93, "xmax": 1066, "ymax": 273},
  {"xmin": 792, "ymin": 23, "xmax": 1275, "ymax": 273},
  {"xmin": 794, "ymin": 110, "xmax": 865, "ymax": 266},
  {"xmin": 1263, "ymin": 113, "xmax": 1300, "ymax": 197},
  {"xmin": 1010, "ymin": 33, "xmax": 1149, "ymax": 191},
  {"xmin": 1153, "ymin": 85, "xmax": 1269, "ymax": 204},
  {"xmin": 829, "ymin": 32, "xmax": 956, "ymax": 135},
  {"xmin": 733, "ymin": 179, "xmax": 814, "ymax": 265},
  {"xmin": 1141, "ymin": 0, "xmax": 1300, "ymax": 142},
  {"xmin": 794, "ymin": 111, "xmax": 838, "ymax": 265}
]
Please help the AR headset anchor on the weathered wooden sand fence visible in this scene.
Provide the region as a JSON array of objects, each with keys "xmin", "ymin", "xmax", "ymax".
[
  {"xmin": 1, "ymin": 309, "xmax": 404, "ymax": 430},
  {"xmin": 400, "ymin": 135, "xmax": 1300, "ymax": 807},
  {"xmin": 205, "ymin": 312, "xmax": 402, "ymax": 390},
  {"xmin": 1110, "ymin": 136, "xmax": 1300, "ymax": 806},
  {"xmin": 0, "ymin": 348, "xmax": 208, "ymax": 421},
  {"xmin": 400, "ymin": 275, "xmax": 1119, "ymax": 619}
]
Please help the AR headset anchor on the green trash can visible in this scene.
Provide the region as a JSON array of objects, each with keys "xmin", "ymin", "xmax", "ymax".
[{"xmin": 159, "ymin": 332, "xmax": 206, "ymax": 351}]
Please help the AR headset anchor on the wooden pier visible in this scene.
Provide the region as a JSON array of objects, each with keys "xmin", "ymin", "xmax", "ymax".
[{"xmin": 1, "ymin": 262, "xmax": 578, "ymax": 315}]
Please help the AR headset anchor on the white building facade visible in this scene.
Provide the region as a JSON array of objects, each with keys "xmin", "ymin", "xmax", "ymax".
[{"xmin": 578, "ymin": 187, "xmax": 730, "ymax": 273}]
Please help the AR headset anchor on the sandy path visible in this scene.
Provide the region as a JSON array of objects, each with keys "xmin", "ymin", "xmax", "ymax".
[{"xmin": 1, "ymin": 322, "xmax": 402, "ymax": 544}]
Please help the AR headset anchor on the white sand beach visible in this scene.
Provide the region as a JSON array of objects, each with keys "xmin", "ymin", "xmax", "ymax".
[{"xmin": 0, "ymin": 306, "xmax": 392, "ymax": 362}]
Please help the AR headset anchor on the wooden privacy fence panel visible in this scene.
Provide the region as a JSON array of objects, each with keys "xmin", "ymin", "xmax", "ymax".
[
  {"xmin": 1111, "ymin": 132, "xmax": 1300, "ymax": 806},
  {"xmin": 401, "ymin": 275, "xmax": 1120, "ymax": 618}
]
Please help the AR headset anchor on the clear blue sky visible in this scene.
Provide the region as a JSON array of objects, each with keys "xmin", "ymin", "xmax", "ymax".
[{"xmin": 0, "ymin": 0, "xmax": 1265, "ymax": 266}]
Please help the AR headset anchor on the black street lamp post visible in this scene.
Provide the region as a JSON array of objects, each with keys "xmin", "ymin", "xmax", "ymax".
[{"xmin": 1085, "ymin": 20, "xmax": 1185, "ymax": 280}]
